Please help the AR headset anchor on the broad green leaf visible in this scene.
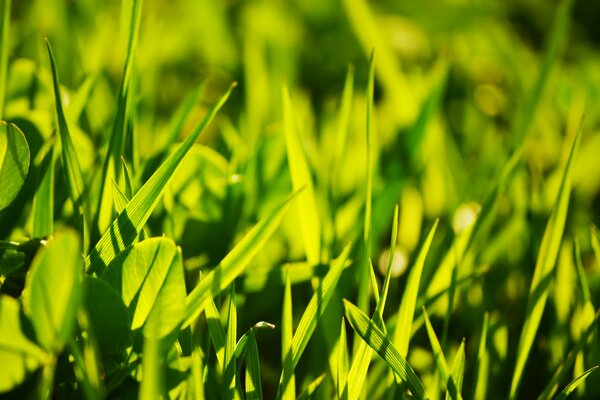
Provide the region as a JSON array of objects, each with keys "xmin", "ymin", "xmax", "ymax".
[
  {"xmin": 183, "ymin": 191, "xmax": 295, "ymax": 328},
  {"xmin": 393, "ymin": 220, "xmax": 439, "ymax": 357},
  {"xmin": 94, "ymin": 0, "xmax": 143, "ymax": 232},
  {"xmin": 297, "ymin": 374, "xmax": 327, "ymax": 400},
  {"xmin": 337, "ymin": 319, "xmax": 349, "ymax": 400},
  {"xmin": 102, "ymin": 237, "xmax": 185, "ymax": 339},
  {"xmin": 85, "ymin": 82, "xmax": 235, "ymax": 275},
  {"xmin": 422, "ymin": 308, "xmax": 463, "ymax": 400},
  {"xmin": 445, "ymin": 340, "xmax": 465, "ymax": 400},
  {"xmin": 22, "ymin": 231, "xmax": 82, "ymax": 353},
  {"xmin": 0, "ymin": 294, "xmax": 48, "ymax": 392},
  {"xmin": 343, "ymin": 300, "xmax": 427, "ymax": 399},
  {"xmin": 281, "ymin": 273, "xmax": 295, "ymax": 400},
  {"xmin": 554, "ymin": 366, "xmax": 599, "ymax": 400},
  {"xmin": 537, "ymin": 310, "xmax": 599, "ymax": 400},
  {"xmin": 0, "ymin": 0, "xmax": 10, "ymax": 117},
  {"xmin": 0, "ymin": 122, "xmax": 30, "ymax": 211},
  {"xmin": 245, "ymin": 334, "xmax": 263, "ymax": 400},
  {"xmin": 46, "ymin": 41, "xmax": 88, "ymax": 219},
  {"xmin": 509, "ymin": 119, "xmax": 583, "ymax": 399},
  {"xmin": 32, "ymin": 140, "xmax": 54, "ymax": 238},
  {"xmin": 473, "ymin": 313, "xmax": 489, "ymax": 400},
  {"xmin": 276, "ymin": 244, "xmax": 351, "ymax": 400},
  {"xmin": 223, "ymin": 285, "xmax": 237, "ymax": 400},
  {"xmin": 82, "ymin": 277, "xmax": 130, "ymax": 356},
  {"xmin": 357, "ymin": 51, "xmax": 374, "ymax": 312},
  {"xmin": 282, "ymin": 84, "xmax": 320, "ymax": 266}
]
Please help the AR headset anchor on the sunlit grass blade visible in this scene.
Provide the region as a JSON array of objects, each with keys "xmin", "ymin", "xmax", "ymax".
[
  {"xmin": 245, "ymin": 334, "xmax": 263, "ymax": 400},
  {"xmin": 374, "ymin": 205, "xmax": 399, "ymax": 322},
  {"xmin": 344, "ymin": 339, "xmax": 371, "ymax": 400},
  {"xmin": 369, "ymin": 259, "xmax": 380, "ymax": 306},
  {"xmin": 473, "ymin": 313, "xmax": 489, "ymax": 400},
  {"xmin": 554, "ymin": 366, "xmax": 598, "ymax": 400},
  {"xmin": 343, "ymin": 300, "xmax": 427, "ymax": 399},
  {"xmin": 140, "ymin": 333, "xmax": 166, "ymax": 399},
  {"xmin": 182, "ymin": 189, "xmax": 294, "ymax": 327},
  {"xmin": 537, "ymin": 310, "xmax": 600, "ymax": 400},
  {"xmin": 393, "ymin": 220, "xmax": 439, "ymax": 357},
  {"xmin": 32, "ymin": 139, "xmax": 55, "ymax": 238},
  {"xmin": 333, "ymin": 64, "xmax": 354, "ymax": 183},
  {"xmin": 189, "ymin": 343, "xmax": 205, "ymax": 400},
  {"xmin": 509, "ymin": 118, "xmax": 583, "ymax": 399},
  {"xmin": 337, "ymin": 318, "xmax": 349, "ymax": 400},
  {"xmin": 281, "ymin": 273, "xmax": 295, "ymax": 400},
  {"xmin": 94, "ymin": 0, "xmax": 143, "ymax": 232},
  {"xmin": 204, "ymin": 291, "xmax": 226, "ymax": 368},
  {"xmin": 276, "ymin": 244, "xmax": 351, "ymax": 400},
  {"xmin": 0, "ymin": 0, "xmax": 10, "ymax": 118},
  {"xmin": 282, "ymin": 84, "xmax": 321, "ymax": 266},
  {"xmin": 445, "ymin": 339, "xmax": 465, "ymax": 400},
  {"xmin": 85, "ymin": 83, "xmax": 236, "ymax": 275},
  {"xmin": 234, "ymin": 321, "xmax": 275, "ymax": 362},
  {"xmin": 423, "ymin": 307, "xmax": 463, "ymax": 400},
  {"xmin": 223, "ymin": 285, "xmax": 237, "ymax": 400},
  {"xmin": 357, "ymin": 51, "xmax": 374, "ymax": 312},
  {"xmin": 297, "ymin": 374, "xmax": 327, "ymax": 400},
  {"xmin": 46, "ymin": 40, "xmax": 88, "ymax": 221}
]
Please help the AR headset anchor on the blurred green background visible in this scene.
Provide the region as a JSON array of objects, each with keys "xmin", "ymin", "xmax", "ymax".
[{"xmin": 3, "ymin": 0, "xmax": 600, "ymax": 398}]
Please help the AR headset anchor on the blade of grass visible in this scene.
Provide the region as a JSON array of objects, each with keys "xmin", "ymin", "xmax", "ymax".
[
  {"xmin": 189, "ymin": 343, "xmax": 205, "ymax": 400},
  {"xmin": 368, "ymin": 259, "xmax": 380, "ymax": 306},
  {"xmin": 281, "ymin": 273, "xmax": 295, "ymax": 400},
  {"xmin": 297, "ymin": 374, "xmax": 327, "ymax": 400},
  {"xmin": 282, "ymin": 84, "xmax": 321, "ymax": 266},
  {"xmin": 357, "ymin": 51, "xmax": 374, "ymax": 313},
  {"xmin": 276, "ymin": 244, "xmax": 351, "ymax": 400},
  {"xmin": 204, "ymin": 288, "xmax": 226, "ymax": 368},
  {"xmin": 591, "ymin": 225, "xmax": 600, "ymax": 269},
  {"xmin": 223, "ymin": 285, "xmax": 237, "ymax": 400},
  {"xmin": 509, "ymin": 118, "xmax": 583, "ymax": 399},
  {"xmin": 94, "ymin": 0, "xmax": 143, "ymax": 233},
  {"xmin": 32, "ymin": 139, "xmax": 55, "ymax": 238},
  {"xmin": 333, "ymin": 64, "xmax": 354, "ymax": 185},
  {"xmin": 374, "ymin": 205, "xmax": 399, "ymax": 322},
  {"xmin": 182, "ymin": 189, "xmax": 294, "ymax": 327},
  {"xmin": 234, "ymin": 321, "xmax": 276, "ymax": 362},
  {"xmin": 393, "ymin": 219, "xmax": 439, "ymax": 357},
  {"xmin": 0, "ymin": 0, "xmax": 10, "ymax": 118},
  {"xmin": 338, "ymin": 318, "xmax": 349, "ymax": 400},
  {"xmin": 473, "ymin": 313, "xmax": 489, "ymax": 400},
  {"xmin": 422, "ymin": 307, "xmax": 463, "ymax": 400},
  {"xmin": 343, "ymin": 300, "xmax": 427, "ymax": 399},
  {"xmin": 85, "ymin": 82, "xmax": 236, "ymax": 275},
  {"xmin": 555, "ymin": 366, "xmax": 599, "ymax": 400},
  {"xmin": 245, "ymin": 334, "xmax": 263, "ymax": 400},
  {"xmin": 46, "ymin": 40, "xmax": 88, "ymax": 222},
  {"xmin": 445, "ymin": 339, "xmax": 465, "ymax": 400}
]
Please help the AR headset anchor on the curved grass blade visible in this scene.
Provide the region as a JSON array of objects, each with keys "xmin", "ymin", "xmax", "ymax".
[
  {"xmin": 0, "ymin": 0, "xmax": 10, "ymax": 118},
  {"xmin": 94, "ymin": 0, "xmax": 143, "ymax": 232},
  {"xmin": 393, "ymin": 219, "xmax": 439, "ymax": 357},
  {"xmin": 281, "ymin": 273, "xmax": 295, "ymax": 400},
  {"xmin": 276, "ymin": 244, "xmax": 351, "ymax": 400},
  {"xmin": 473, "ymin": 313, "xmax": 489, "ymax": 400},
  {"xmin": 297, "ymin": 374, "xmax": 327, "ymax": 400},
  {"xmin": 337, "ymin": 319, "xmax": 349, "ymax": 400},
  {"xmin": 445, "ymin": 339, "xmax": 465, "ymax": 400},
  {"xmin": 554, "ymin": 366, "xmax": 598, "ymax": 400},
  {"xmin": 245, "ymin": 334, "xmax": 263, "ymax": 400},
  {"xmin": 234, "ymin": 321, "xmax": 275, "ymax": 362},
  {"xmin": 422, "ymin": 307, "xmax": 463, "ymax": 400},
  {"xmin": 85, "ymin": 83, "xmax": 236, "ymax": 275},
  {"xmin": 32, "ymin": 139, "xmax": 55, "ymax": 238},
  {"xmin": 46, "ymin": 40, "xmax": 88, "ymax": 221},
  {"xmin": 509, "ymin": 118, "xmax": 583, "ymax": 399},
  {"xmin": 183, "ymin": 189, "xmax": 294, "ymax": 328},
  {"xmin": 343, "ymin": 299, "xmax": 427, "ymax": 400},
  {"xmin": 282, "ymin": 84, "xmax": 321, "ymax": 266}
]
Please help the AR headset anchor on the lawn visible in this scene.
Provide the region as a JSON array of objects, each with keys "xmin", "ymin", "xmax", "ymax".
[{"xmin": 0, "ymin": 0, "xmax": 599, "ymax": 399}]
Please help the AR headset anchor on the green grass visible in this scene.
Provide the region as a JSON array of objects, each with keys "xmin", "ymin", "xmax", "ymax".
[{"xmin": 0, "ymin": 0, "xmax": 600, "ymax": 399}]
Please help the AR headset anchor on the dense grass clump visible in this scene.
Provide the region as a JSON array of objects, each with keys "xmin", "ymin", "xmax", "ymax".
[{"xmin": 0, "ymin": 0, "xmax": 599, "ymax": 399}]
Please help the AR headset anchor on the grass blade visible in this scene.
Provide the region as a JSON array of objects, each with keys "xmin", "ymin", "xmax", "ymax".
[
  {"xmin": 554, "ymin": 366, "xmax": 599, "ymax": 400},
  {"xmin": 374, "ymin": 205, "xmax": 399, "ymax": 321},
  {"xmin": 445, "ymin": 339, "xmax": 465, "ymax": 400},
  {"xmin": 343, "ymin": 299, "xmax": 427, "ymax": 399},
  {"xmin": 223, "ymin": 285, "xmax": 237, "ymax": 400},
  {"xmin": 94, "ymin": 0, "xmax": 143, "ymax": 232},
  {"xmin": 297, "ymin": 374, "xmax": 327, "ymax": 400},
  {"xmin": 85, "ymin": 83, "xmax": 236, "ymax": 275},
  {"xmin": 423, "ymin": 307, "xmax": 463, "ymax": 400},
  {"xmin": 393, "ymin": 220, "xmax": 439, "ymax": 357},
  {"xmin": 281, "ymin": 273, "xmax": 296, "ymax": 400},
  {"xmin": 183, "ymin": 189, "xmax": 294, "ymax": 327},
  {"xmin": 0, "ymin": 0, "xmax": 10, "ymax": 118},
  {"xmin": 332, "ymin": 65, "xmax": 354, "ymax": 186},
  {"xmin": 473, "ymin": 313, "xmax": 490, "ymax": 400},
  {"xmin": 276, "ymin": 244, "xmax": 351, "ymax": 399},
  {"xmin": 32, "ymin": 140, "xmax": 54, "ymax": 238},
  {"xmin": 337, "ymin": 318, "xmax": 349, "ymax": 400},
  {"xmin": 46, "ymin": 40, "xmax": 88, "ymax": 221},
  {"xmin": 245, "ymin": 334, "xmax": 263, "ymax": 400},
  {"xmin": 282, "ymin": 84, "xmax": 321, "ymax": 266},
  {"xmin": 509, "ymin": 118, "xmax": 583, "ymax": 399}
]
